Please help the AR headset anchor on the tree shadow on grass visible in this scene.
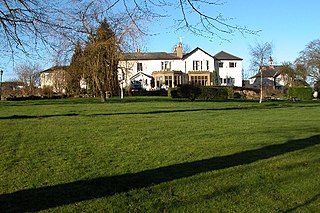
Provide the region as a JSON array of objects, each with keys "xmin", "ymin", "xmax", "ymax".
[
  {"xmin": 0, "ymin": 135, "xmax": 319, "ymax": 212},
  {"xmin": 0, "ymin": 104, "xmax": 302, "ymax": 120},
  {"xmin": 285, "ymin": 193, "xmax": 320, "ymax": 212},
  {"xmin": 1, "ymin": 103, "xmax": 319, "ymax": 120}
]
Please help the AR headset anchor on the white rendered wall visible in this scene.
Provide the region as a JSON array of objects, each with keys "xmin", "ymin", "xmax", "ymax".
[{"xmin": 217, "ymin": 59, "xmax": 242, "ymax": 87}]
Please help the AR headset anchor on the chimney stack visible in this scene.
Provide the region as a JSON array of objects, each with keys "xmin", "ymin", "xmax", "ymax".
[
  {"xmin": 268, "ymin": 56, "xmax": 273, "ymax": 68},
  {"xmin": 175, "ymin": 42, "xmax": 183, "ymax": 58}
]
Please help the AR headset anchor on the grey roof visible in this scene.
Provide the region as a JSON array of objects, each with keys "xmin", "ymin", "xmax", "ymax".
[
  {"xmin": 124, "ymin": 52, "xmax": 181, "ymax": 60},
  {"xmin": 250, "ymin": 66, "xmax": 283, "ymax": 78},
  {"xmin": 214, "ymin": 51, "xmax": 242, "ymax": 60}
]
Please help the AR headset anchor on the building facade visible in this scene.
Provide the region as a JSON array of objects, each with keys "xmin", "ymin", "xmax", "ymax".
[
  {"xmin": 118, "ymin": 44, "xmax": 243, "ymax": 90},
  {"xmin": 40, "ymin": 44, "xmax": 243, "ymax": 93}
]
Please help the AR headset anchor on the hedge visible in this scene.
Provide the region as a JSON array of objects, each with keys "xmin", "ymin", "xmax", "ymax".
[
  {"xmin": 169, "ymin": 85, "xmax": 229, "ymax": 101},
  {"xmin": 288, "ymin": 86, "xmax": 313, "ymax": 100},
  {"xmin": 199, "ymin": 87, "xmax": 228, "ymax": 100}
]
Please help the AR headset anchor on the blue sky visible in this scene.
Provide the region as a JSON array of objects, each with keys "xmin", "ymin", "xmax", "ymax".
[
  {"xmin": 146, "ymin": 0, "xmax": 320, "ymax": 77},
  {"xmin": 1, "ymin": 0, "xmax": 319, "ymax": 81}
]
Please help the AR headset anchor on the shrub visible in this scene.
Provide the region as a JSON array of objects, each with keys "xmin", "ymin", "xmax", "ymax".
[
  {"xmin": 199, "ymin": 87, "xmax": 228, "ymax": 100},
  {"xmin": 177, "ymin": 84, "xmax": 202, "ymax": 102},
  {"xmin": 288, "ymin": 86, "xmax": 313, "ymax": 100},
  {"xmin": 40, "ymin": 86, "xmax": 54, "ymax": 97},
  {"xmin": 168, "ymin": 88, "xmax": 179, "ymax": 98}
]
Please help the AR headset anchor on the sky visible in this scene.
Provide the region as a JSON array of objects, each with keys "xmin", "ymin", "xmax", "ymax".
[
  {"xmin": 146, "ymin": 0, "xmax": 320, "ymax": 77},
  {"xmin": 1, "ymin": 0, "xmax": 320, "ymax": 81}
]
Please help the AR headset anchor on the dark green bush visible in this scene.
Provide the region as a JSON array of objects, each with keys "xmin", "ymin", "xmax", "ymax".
[
  {"xmin": 199, "ymin": 87, "xmax": 228, "ymax": 100},
  {"xmin": 177, "ymin": 84, "xmax": 202, "ymax": 102},
  {"xmin": 288, "ymin": 86, "xmax": 313, "ymax": 100},
  {"xmin": 168, "ymin": 88, "xmax": 179, "ymax": 98}
]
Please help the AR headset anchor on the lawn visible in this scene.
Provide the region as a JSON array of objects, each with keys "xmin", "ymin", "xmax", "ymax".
[{"xmin": 0, "ymin": 97, "xmax": 319, "ymax": 212}]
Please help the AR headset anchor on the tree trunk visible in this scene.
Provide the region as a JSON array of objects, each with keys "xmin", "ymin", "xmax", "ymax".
[
  {"xmin": 259, "ymin": 68, "xmax": 263, "ymax": 103},
  {"xmin": 100, "ymin": 90, "xmax": 106, "ymax": 102}
]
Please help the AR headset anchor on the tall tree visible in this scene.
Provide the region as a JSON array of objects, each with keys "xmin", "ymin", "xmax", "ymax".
[
  {"xmin": 84, "ymin": 19, "xmax": 120, "ymax": 102},
  {"xmin": 249, "ymin": 41, "xmax": 273, "ymax": 103},
  {"xmin": 295, "ymin": 39, "xmax": 320, "ymax": 86},
  {"xmin": 14, "ymin": 63, "xmax": 41, "ymax": 95},
  {"xmin": 68, "ymin": 41, "xmax": 84, "ymax": 95}
]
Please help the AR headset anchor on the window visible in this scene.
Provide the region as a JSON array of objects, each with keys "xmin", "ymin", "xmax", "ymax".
[
  {"xmin": 165, "ymin": 76, "xmax": 172, "ymax": 87},
  {"xmin": 193, "ymin": 60, "xmax": 200, "ymax": 70},
  {"xmin": 161, "ymin": 61, "xmax": 171, "ymax": 70},
  {"xmin": 206, "ymin": 60, "xmax": 209, "ymax": 70},
  {"xmin": 137, "ymin": 63, "xmax": 143, "ymax": 71},
  {"xmin": 229, "ymin": 62, "xmax": 236, "ymax": 68},
  {"xmin": 190, "ymin": 75, "xmax": 208, "ymax": 86},
  {"xmin": 218, "ymin": 62, "xmax": 223, "ymax": 68}
]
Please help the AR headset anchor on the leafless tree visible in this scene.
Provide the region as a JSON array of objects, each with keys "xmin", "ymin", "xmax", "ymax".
[
  {"xmin": 295, "ymin": 39, "xmax": 320, "ymax": 86},
  {"xmin": 1, "ymin": 0, "xmax": 260, "ymax": 58},
  {"xmin": 14, "ymin": 63, "xmax": 41, "ymax": 95},
  {"xmin": 249, "ymin": 41, "xmax": 273, "ymax": 103}
]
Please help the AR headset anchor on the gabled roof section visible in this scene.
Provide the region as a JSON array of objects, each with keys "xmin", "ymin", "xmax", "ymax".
[
  {"xmin": 214, "ymin": 51, "xmax": 242, "ymax": 60},
  {"xmin": 41, "ymin": 66, "xmax": 69, "ymax": 73},
  {"xmin": 250, "ymin": 65, "xmax": 284, "ymax": 79},
  {"xmin": 182, "ymin": 47, "xmax": 214, "ymax": 59},
  {"xmin": 130, "ymin": 71, "xmax": 153, "ymax": 80},
  {"xmin": 123, "ymin": 52, "xmax": 181, "ymax": 60}
]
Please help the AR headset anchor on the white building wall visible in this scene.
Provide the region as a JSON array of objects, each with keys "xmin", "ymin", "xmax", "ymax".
[
  {"xmin": 217, "ymin": 59, "xmax": 242, "ymax": 87},
  {"xmin": 118, "ymin": 59, "xmax": 183, "ymax": 88},
  {"xmin": 184, "ymin": 49, "xmax": 215, "ymax": 73}
]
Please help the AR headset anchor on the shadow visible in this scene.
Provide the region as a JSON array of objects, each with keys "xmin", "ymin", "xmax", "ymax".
[
  {"xmin": 1, "ymin": 102, "xmax": 319, "ymax": 120},
  {"xmin": 0, "ymin": 113, "xmax": 79, "ymax": 120},
  {"xmin": 1, "ymin": 135, "xmax": 319, "ymax": 212},
  {"xmin": 0, "ymin": 106, "xmax": 262, "ymax": 120},
  {"xmin": 285, "ymin": 193, "xmax": 320, "ymax": 212}
]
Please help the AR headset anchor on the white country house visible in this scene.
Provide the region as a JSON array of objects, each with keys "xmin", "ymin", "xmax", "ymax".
[
  {"xmin": 40, "ymin": 43, "xmax": 243, "ymax": 93},
  {"xmin": 118, "ymin": 43, "xmax": 243, "ymax": 90}
]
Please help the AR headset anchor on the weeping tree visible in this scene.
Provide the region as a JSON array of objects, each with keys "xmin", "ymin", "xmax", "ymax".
[{"xmin": 83, "ymin": 19, "xmax": 120, "ymax": 102}]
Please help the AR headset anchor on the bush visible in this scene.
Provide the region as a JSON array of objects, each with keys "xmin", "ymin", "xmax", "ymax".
[
  {"xmin": 199, "ymin": 87, "xmax": 228, "ymax": 100},
  {"xmin": 288, "ymin": 86, "xmax": 313, "ymax": 100},
  {"xmin": 177, "ymin": 84, "xmax": 202, "ymax": 102},
  {"xmin": 168, "ymin": 88, "xmax": 179, "ymax": 98}
]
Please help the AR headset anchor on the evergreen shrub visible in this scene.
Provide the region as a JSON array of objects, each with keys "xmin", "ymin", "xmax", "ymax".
[{"xmin": 288, "ymin": 86, "xmax": 313, "ymax": 100}]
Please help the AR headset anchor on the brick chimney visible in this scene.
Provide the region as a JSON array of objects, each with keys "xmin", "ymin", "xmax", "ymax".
[{"xmin": 175, "ymin": 42, "xmax": 183, "ymax": 58}]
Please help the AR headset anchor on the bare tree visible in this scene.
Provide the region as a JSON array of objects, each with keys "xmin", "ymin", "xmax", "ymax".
[
  {"xmin": 295, "ymin": 39, "xmax": 320, "ymax": 86},
  {"xmin": 249, "ymin": 41, "xmax": 273, "ymax": 103},
  {"xmin": 14, "ymin": 63, "xmax": 41, "ymax": 95},
  {"xmin": 1, "ymin": 0, "xmax": 260, "ymax": 58}
]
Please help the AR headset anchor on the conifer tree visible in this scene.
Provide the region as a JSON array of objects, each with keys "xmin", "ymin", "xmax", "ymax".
[{"xmin": 68, "ymin": 41, "xmax": 84, "ymax": 95}]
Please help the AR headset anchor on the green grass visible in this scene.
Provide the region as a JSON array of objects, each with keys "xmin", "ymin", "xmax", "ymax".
[{"xmin": 0, "ymin": 97, "xmax": 319, "ymax": 212}]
